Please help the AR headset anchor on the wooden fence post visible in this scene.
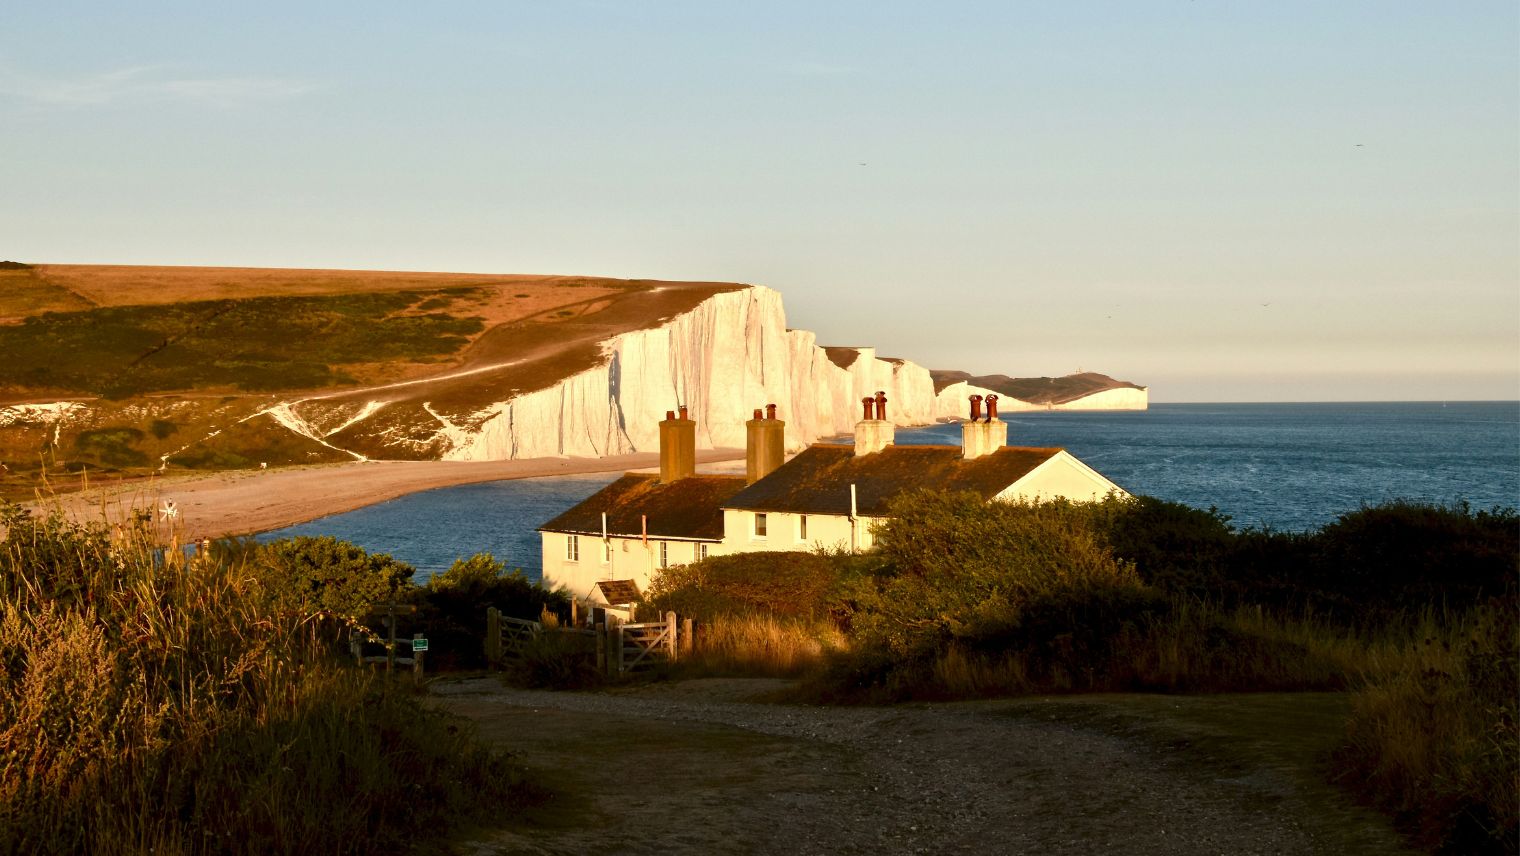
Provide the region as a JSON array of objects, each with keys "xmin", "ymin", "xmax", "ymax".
[
  {"xmin": 682, "ymin": 617, "xmax": 694, "ymax": 656},
  {"xmin": 615, "ymin": 621, "xmax": 625, "ymax": 674},
  {"xmin": 485, "ymin": 607, "xmax": 502, "ymax": 668},
  {"xmin": 413, "ymin": 633, "xmax": 424, "ymax": 685},
  {"xmin": 595, "ymin": 620, "xmax": 607, "ymax": 672},
  {"xmin": 666, "ymin": 611, "xmax": 678, "ymax": 661}
]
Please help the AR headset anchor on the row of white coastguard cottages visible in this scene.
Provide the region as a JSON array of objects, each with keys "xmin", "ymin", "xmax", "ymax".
[{"xmin": 538, "ymin": 393, "xmax": 1127, "ymax": 608}]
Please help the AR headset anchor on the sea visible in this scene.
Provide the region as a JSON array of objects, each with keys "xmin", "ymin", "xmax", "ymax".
[{"xmin": 260, "ymin": 402, "xmax": 1520, "ymax": 582}]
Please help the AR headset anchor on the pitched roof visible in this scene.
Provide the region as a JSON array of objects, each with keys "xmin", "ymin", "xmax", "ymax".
[
  {"xmin": 722, "ymin": 444, "xmax": 1064, "ymax": 516},
  {"xmin": 593, "ymin": 579, "xmax": 641, "ymax": 605},
  {"xmin": 538, "ymin": 473, "xmax": 747, "ymax": 541}
]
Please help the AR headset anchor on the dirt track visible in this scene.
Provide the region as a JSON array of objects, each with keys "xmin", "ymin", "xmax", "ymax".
[{"xmin": 437, "ymin": 678, "xmax": 1414, "ymax": 856}]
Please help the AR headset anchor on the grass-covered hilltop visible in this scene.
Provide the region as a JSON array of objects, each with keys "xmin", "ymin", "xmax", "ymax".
[{"xmin": 0, "ymin": 262, "xmax": 745, "ymax": 492}]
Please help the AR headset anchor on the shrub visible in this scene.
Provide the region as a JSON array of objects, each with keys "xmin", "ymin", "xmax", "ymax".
[
  {"xmin": 1098, "ymin": 495, "xmax": 1234, "ymax": 596},
  {"xmin": 846, "ymin": 491, "xmax": 1138, "ymax": 656},
  {"xmin": 645, "ymin": 550, "xmax": 848, "ymax": 621},
  {"xmin": 419, "ymin": 553, "xmax": 570, "ymax": 669},
  {"xmin": 1310, "ymin": 502, "xmax": 1519, "ymax": 616},
  {"xmin": 255, "ymin": 535, "xmax": 415, "ymax": 622},
  {"xmin": 507, "ymin": 629, "xmax": 602, "ymax": 689}
]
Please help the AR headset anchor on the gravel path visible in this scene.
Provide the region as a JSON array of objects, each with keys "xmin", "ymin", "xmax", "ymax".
[{"xmin": 436, "ymin": 678, "xmax": 1411, "ymax": 856}]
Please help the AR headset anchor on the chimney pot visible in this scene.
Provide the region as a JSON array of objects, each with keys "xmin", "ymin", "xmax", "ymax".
[
  {"xmin": 678, "ymin": 405, "xmax": 689, "ymax": 420},
  {"xmin": 746, "ymin": 405, "xmax": 786, "ymax": 484},
  {"xmin": 660, "ymin": 410, "xmax": 696, "ymax": 481},
  {"xmin": 969, "ymin": 394, "xmax": 983, "ymax": 422},
  {"xmin": 874, "ymin": 390, "xmax": 887, "ymax": 421},
  {"xmin": 985, "ymin": 394, "xmax": 999, "ymax": 422},
  {"xmin": 665, "ymin": 410, "xmax": 675, "ymax": 421},
  {"xmin": 766, "ymin": 403, "xmax": 777, "ymax": 420},
  {"xmin": 861, "ymin": 397, "xmax": 874, "ymax": 421}
]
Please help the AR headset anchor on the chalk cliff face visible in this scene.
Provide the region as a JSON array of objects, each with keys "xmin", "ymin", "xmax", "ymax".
[{"xmin": 432, "ymin": 287, "xmax": 944, "ymax": 460}]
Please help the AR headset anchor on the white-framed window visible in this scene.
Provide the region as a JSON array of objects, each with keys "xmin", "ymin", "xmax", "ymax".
[
  {"xmin": 602, "ymin": 538, "xmax": 611, "ymax": 563},
  {"xmin": 698, "ymin": 543, "xmax": 709, "ymax": 560},
  {"xmin": 798, "ymin": 514, "xmax": 808, "ymax": 541},
  {"xmin": 659, "ymin": 541, "xmax": 669, "ymax": 569},
  {"xmin": 566, "ymin": 534, "xmax": 579, "ymax": 562},
  {"xmin": 754, "ymin": 513, "xmax": 768, "ymax": 538}
]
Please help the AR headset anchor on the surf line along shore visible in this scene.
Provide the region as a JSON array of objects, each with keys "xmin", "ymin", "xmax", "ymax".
[{"xmin": 26, "ymin": 449, "xmax": 745, "ymax": 543}]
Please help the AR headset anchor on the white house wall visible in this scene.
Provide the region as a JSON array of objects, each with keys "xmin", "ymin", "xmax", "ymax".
[
  {"xmin": 540, "ymin": 531, "xmax": 713, "ymax": 599},
  {"xmin": 994, "ymin": 451, "xmax": 1127, "ymax": 503},
  {"xmin": 717, "ymin": 508, "xmax": 881, "ymax": 556}
]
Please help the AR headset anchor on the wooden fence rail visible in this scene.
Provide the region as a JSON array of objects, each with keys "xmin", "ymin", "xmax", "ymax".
[
  {"xmin": 485, "ymin": 607, "xmax": 542, "ymax": 667},
  {"xmin": 486, "ymin": 606, "xmax": 693, "ymax": 676},
  {"xmin": 616, "ymin": 611, "xmax": 679, "ymax": 673}
]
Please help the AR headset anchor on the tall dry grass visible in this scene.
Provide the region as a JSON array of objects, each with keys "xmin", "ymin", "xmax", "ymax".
[
  {"xmin": 1335, "ymin": 603, "xmax": 1518, "ymax": 855},
  {"xmin": 680, "ymin": 614, "xmax": 848, "ymax": 677},
  {"xmin": 0, "ymin": 505, "xmax": 527, "ymax": 855}
]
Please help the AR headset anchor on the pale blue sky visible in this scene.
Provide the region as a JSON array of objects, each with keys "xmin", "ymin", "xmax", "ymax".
[{"xmin": 2, "ymin": 2, "xmax": 1516, "ymax": 401}]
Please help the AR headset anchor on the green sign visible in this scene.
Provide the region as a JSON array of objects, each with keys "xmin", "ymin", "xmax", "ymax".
[{"xmin": 412, "ymin": 638, "xmax": 429, "ymax": 653}]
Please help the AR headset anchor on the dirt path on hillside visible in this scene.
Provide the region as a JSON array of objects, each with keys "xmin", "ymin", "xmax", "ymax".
[
  {"xmin": 25, "ymin": 449, "xmax": 743, "ymax": 540},
  {"xmin": 436, "ymin": 678, "xmax": 1414, "ymax": 856}
]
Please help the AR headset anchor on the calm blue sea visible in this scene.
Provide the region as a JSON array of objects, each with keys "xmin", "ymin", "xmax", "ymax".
[{"xmin": 261, "ymin": 402, "xmax": 1520, "ymax": 581}]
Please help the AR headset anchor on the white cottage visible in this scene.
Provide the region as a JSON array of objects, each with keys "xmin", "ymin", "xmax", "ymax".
[
  {"xmin": 537, "ymin": 405, "xmax": 777, "ymax": 599},
  {"xmin": 539, "ymin": 393, "xmax": 1127, "ymax": 597},
  {"xmin": 717, "ymin": 392, "xmax": 1126, "ymax": 554}
]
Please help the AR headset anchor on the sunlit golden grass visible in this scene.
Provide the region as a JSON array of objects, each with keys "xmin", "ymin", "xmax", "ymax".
[
  {"xmin": 680, "ymin": 613, "xmax": 848, "ymax": 678},
  {"xmin": 0, "ymin": 504, "xmax": 528, "ymax": 856}
]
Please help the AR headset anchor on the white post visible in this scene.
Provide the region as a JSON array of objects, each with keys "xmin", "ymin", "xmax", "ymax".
[{"xmin": 849, "ymin": 483, "xmax": 859, "ymax": 553}]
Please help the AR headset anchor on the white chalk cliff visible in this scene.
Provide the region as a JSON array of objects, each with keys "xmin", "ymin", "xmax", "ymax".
[
  {"xmin": 415, "ymin": 285, "xmax": 1143, "ymax": 461},
  {"xmin": 434, "ymin": 287, "xmax": 946, "ymax": 460}
]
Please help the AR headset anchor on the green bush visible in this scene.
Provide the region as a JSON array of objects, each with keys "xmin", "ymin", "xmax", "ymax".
[
  {"xmin": 645, "ymin": 550, "xmax": 849, "ymax": 621},
  {"xmin": 71, "ymin": 426, "xmax": 149, "ymax": 469},
  {"xmin": 845, "ymin": 491, "xmax": 1138, "ymax": 656},
  {"xmin": 1309, "ymin": 502, "xmax": 1518, "ymax": 616},
  {"xmin": 254, "ymin": 535, "xmax": 415, "ymax": 622},
  {"xmin": 418, "ymin": 554, "xmax": 570, "ymax": 669}
]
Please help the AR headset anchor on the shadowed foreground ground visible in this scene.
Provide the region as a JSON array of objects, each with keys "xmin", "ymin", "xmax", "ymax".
[{"xmin": 435, "ymin": 678, "xmax": 1413, "ymax": 856}]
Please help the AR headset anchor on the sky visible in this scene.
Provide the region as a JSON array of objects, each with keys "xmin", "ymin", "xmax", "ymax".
[{"xmin": 2, "ymin": 2, "xmax": 1516, "ymax": 402}]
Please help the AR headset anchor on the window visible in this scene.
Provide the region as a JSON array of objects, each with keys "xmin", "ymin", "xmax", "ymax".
[
  {"xmin": 798, "ymin": 515, "xmax": 808, "ymax": 541},
  {"xmin": 754, "ymin": 513, "xmax": 768, "ymax": 538},
  {"xmin": 698, "ymin": 543, "xmax": 709, "ymax": 560},
  {"xmin": 659, "ymin": 541, "xmax": 669, "ymax": 569},
  {"xmin": 566, "ymin": 534, "xmax": 579, "ymax": 561}
]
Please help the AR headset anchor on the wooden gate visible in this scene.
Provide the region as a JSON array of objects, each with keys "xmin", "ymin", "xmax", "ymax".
[
  {"xmin": 616, "ymin": 611, "xmax": 679, "ymax": 673},
  {"xmin": 485, "ymin": 607, "xmax": 542, "ymax": 666}
]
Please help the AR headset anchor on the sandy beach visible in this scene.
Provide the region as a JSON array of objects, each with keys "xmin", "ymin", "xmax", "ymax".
[{"xmin": 28, "ymin": 449, "xmax": 745, "ymax": 542}]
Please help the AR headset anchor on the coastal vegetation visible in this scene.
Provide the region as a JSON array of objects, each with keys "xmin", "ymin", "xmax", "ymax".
[
  {"xmin": 0, "ymin": 290, "xmax": 485, "ymax": 399},
  {"xmin": 640, "ymin": 492, "xmax": 1518, "ymax": 855},
  {"xmin": 0, "ymin": 508, "xmax": 532, "ymax": 855}
]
